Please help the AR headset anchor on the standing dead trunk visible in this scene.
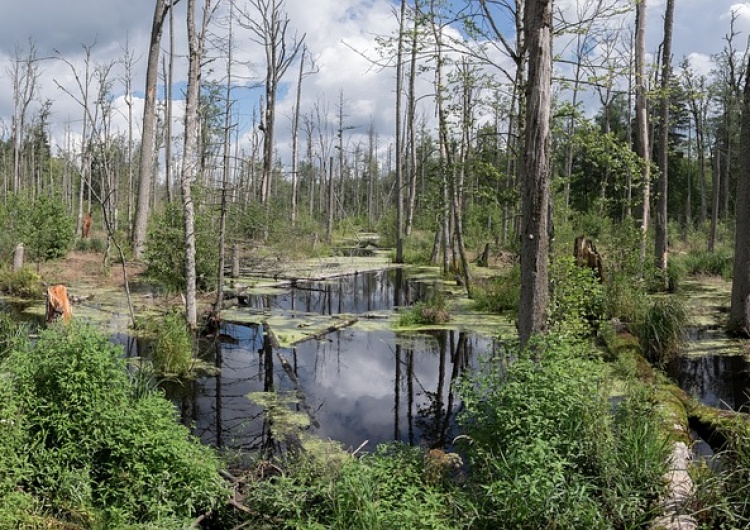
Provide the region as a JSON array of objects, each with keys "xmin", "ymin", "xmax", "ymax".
[
  {"xmin": 181, "ymin": 0, "xmax": 211, "ymax": 330},
  {"xmin": 518, "ymin": 0, "xmax": 552, "ymax": 348},
  {"xmin": 635, "ymin": 0, "xmax": 651, "ymax": 271},
  {"xmin": 133, "ymin": 0, "xmax": 176, "ymax": 259},
  {"xmin": 655, "ymin": 0, "xmax": 675, "ymax": 275}
]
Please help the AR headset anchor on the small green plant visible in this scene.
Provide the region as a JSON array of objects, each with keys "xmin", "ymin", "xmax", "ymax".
[
  {"xmin": 549, "ymin": 256, "xmax": 606, "ymax": 337},
  {"xmin": 0, "ymin": 266, "xmax": 42, "ymax": 298},
  {"xmin": 75, "ymin": 237, "xmax": 105, "ymax": 253},
  {"xmin": 633, "ymin": 298, "xmax": 687, "ymax": 365}
]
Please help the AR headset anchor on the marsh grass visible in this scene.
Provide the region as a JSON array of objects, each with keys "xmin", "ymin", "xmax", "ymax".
[
  {"xmin": 634, "ymin": 298, "xmax": 687, "ymax": 365},
  {"xmin": 679, "ymin": 249, "xmax": 733, "ymax": 278},
  {"xmin": 472, "ymin": 265, "xmax": 520, "ymax": 314},
  {"xmin": 140, "ymin": 311, "xmax": 194, "ymax": 376},
  {"xmin": 398, "ymin": 293, "xmax": 450, "ymax": 327}
]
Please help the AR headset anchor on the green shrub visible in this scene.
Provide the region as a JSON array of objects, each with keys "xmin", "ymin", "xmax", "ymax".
[
  {"xmin": 633, "ymin": 298, "xmax": 687, "ymax": 365},
  {"xmin": 457, "ymin": 334, "xmax": 668, "ymax": 529},
  {"xmin": 472, "ymin": 265, "xmax": 521, "ymax": 314},
  {"xmin": 144, "ymin": 201, "xmax": 219, "ymax": 293},
  {"xmin": 20, "ymin": 194, "xmax": 75, "ymax": 263},
  {"xmin": 604, "ymin": 271, "xmax": 648, "ymax": 325},
  {"xmin": 0, "ymin": 266, "xmax": 42, "ymax": 298},
  {"xmin": 75, "ymin": 237, "xmax": 105, "ymax": 253},
  {"xmin": 549, "ymin": 256, "xmax": 606, "ymax": 337},
  {"xmin": 3, "ymin": 323, "xmax": 225, "ymax": 526}
]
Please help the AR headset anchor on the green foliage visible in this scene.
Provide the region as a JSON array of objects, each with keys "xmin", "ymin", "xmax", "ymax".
[
  {"xmin": 549, "ymin": 256, "xmax": 606, "ymax": 337},
  {"xmin": 472, "ymin": 265, "xmax": 521, "ymax": 314},
  {"xmin": 0, "ymin": 323, "xmax": 225, "ymax": 527},
  {"xmin": 237, "ymin": 444, "xmax": 456, "ymax": 529},
  {"xmin": 398, "ymin": 293, "xmax": 450, "ymax": 326},
  {"xmin": 633, "ymin": 298, "xmax": 687, "ymax": 365},
  {"xmin": 678, "ymin": 248, "xmax": 733, "ymax": 278},
  {"xmin": 457, "ymin": 335, "xmax": 668, "ymax": 529},
  {"xmin": 0, "ymin": 266, "xmax": 43, "ymax": 298},
  {"xmin": 144, "ymin": 201, "xmax": 219, "ymax": 293},
  {"xmin": 141, "ymin": 311, "xmax": 194, "ymax": 376},
  {"xmin": 17, "ymin": 194, "xmax": 75, "ymax": 263},
  {"xmin": 0, "ymin": 312, "xmax": 28, "ymax": 359}
]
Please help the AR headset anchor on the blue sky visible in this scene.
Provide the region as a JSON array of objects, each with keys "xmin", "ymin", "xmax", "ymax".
[{"xmin": 0, "ymin": 0, "xmax": 746, "ymax": 168}]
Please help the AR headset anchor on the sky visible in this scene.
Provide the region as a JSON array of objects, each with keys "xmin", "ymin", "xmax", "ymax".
[{"xmin": 0, "ymin": 0, "xmax": 748, "ymax": 169}]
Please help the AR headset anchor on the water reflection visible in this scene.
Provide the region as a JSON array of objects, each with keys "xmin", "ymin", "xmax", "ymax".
[
  {"xmin": 667, "ymin": 354, "xmax": 750, "ymax": 411},
  {"xmin": 239, "ymin": 269, "xmax": 433, "ymax": 315},
  {"xmin": 165, "ymin": 325, "xmax": 495, "ymax": 452}
]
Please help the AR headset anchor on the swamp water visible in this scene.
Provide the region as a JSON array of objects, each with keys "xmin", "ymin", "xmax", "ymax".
[
  {"xmin": 666, "ymin": 278, "xmax": 750, "ymax": 413},
  {"xmin": 151, "ymin": 269, "xmax": 500, "ymax": 453}
]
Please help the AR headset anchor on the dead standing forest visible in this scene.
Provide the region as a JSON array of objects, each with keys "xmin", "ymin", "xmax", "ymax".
[{"xmin": 3, "ymin": 0, "xmax": 750, "ymax": 528}]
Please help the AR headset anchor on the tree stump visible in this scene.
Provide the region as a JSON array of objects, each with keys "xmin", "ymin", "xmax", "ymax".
[{"xmin": 13, "ymin": 243, "xmax": 24, "ymax": 272}]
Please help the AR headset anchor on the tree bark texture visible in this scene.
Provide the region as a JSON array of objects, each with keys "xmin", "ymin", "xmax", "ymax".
[
  {"xmin": 728, "ymin": 54, "xmax": 750, "ymax": 335},
  {"xmin": 518, "ymin": 0, "xmax": 552, "ymax": 348}
]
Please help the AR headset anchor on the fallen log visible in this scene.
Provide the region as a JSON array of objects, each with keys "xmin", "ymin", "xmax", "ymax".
[
  {"xmin": 288, "ymin": 317, "xmax": 359, "ymax": 346},
  {"xmin": 276, "ymin": 350, "xmax": 320, "ymax": 429}
]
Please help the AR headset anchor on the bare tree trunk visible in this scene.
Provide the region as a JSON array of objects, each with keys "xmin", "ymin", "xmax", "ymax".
[
  {"xmin": 405, "ymin": 0, "xmax": 420, "ymax": 236},
  {"xmin": 635, "ymin": 0, "xmax": 651, "ymax": 271},
  {"xmin": 395, "ymin": 0, "xmax": 407, "ymax": 264},
  {"xmin": 215, "ymin": 6, "xmax": 234, "ymax": 313},
  {"xmin": 709, "ymin": 146, "xmax": 720, "ymax": 252},
  {"xmin": 181, "ymin": 0, "xmax": 211, "ymax": 330},
  {"xmin": 518, "ymin": 0, "xmax": 552, "ymax": 348},
  {"xmin": 655, "ymin": 0, "xmax": 675, "ymax": 274},
  {"xmin": 290, "ymin": 46, "xmax": 306, "ymax": 226},
  {"xmin": 133, "ymin": 0, "xmax": 176, "ymax": 259}
]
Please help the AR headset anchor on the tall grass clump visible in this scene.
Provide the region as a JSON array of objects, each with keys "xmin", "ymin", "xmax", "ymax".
[
  {"xmin": 633, "ymin": 298, "xmax": 687, "ymax": 365},
  {"xmin": 0, "ymin": 323, "xmax": 225, "ymax": 527},
  {"xmin": 679, "ymin": 248, "xmax": 733, "ymax": 278},
  {"xmin": 456, "ymin": 335, "xmax": 669, "ymax": 529},
  {"xmin": 142, "ymin": 311, "xmax": 194, "ymax": 376},
  {"xmin": 398, "ymin": 293, "xmax": 451, "ymax": 327}
]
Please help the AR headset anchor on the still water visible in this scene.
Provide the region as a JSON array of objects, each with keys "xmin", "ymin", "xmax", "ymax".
[{"xmin": 166, "ymin": 269, "xmax": 498, "ymax": 452}]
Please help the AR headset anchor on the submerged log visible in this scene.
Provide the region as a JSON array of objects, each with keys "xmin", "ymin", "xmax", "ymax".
[{"xmin": 288, "ymin": 317, "xmax": 359, "ymax": 346}]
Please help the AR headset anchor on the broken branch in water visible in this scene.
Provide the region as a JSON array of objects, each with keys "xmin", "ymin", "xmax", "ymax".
[{"xmin": 288, "ymin": 317, "xmax": 359, "ymax": 346}]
